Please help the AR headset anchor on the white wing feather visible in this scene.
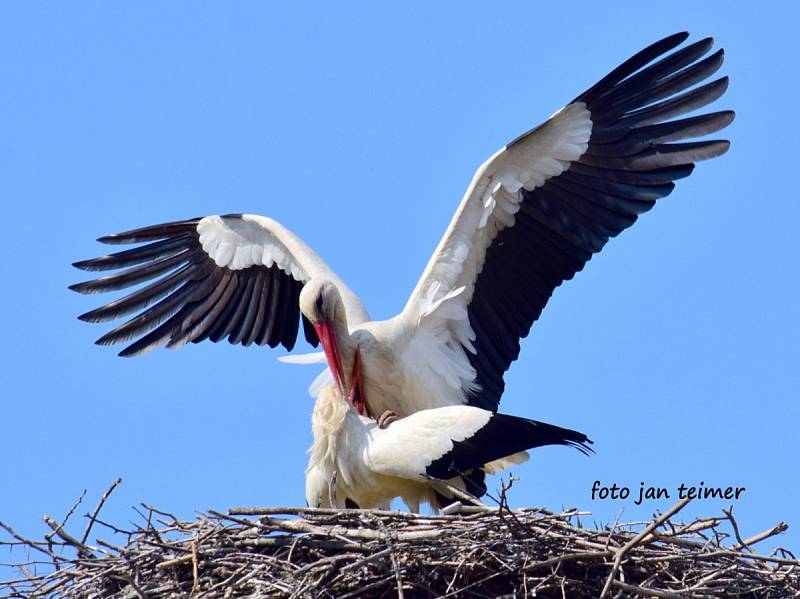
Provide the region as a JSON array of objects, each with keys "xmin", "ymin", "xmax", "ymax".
[{"xmin": 278, "ymin": 352, "xmax": 327, "ymax": 364}]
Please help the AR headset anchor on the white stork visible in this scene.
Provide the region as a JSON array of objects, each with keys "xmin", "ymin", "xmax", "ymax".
[
  {"xmin": 72, "ymin": 33, "xmax": 733, "ymax": 426},
  {"xmin": 305, "ymin": 384, "xmax": 592, "ymax": 511}
]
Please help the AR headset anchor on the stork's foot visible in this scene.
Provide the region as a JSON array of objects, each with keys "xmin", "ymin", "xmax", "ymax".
[{"xmin": 377, "ymin": 410, "xmax": 399, "ymax": 429}]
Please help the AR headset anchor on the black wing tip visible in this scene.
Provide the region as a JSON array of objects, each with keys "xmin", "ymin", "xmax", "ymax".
[
  {"xmin": 72, "ymin": 258, "xmax": 97, "ymax": 271},
  {"xmin": 69, "ymin": 281, "xmax": 95, "ymax": 294},
  {"xmin": 570, "ymin": 437, "xmax": 595, "ymax": 456},
  {"xmin": 96, "ymin": 217, "xmax": 203, "ymax": 245},
  {"xmin": 78, "ymin": 310, "xmax": 101, "ymax": 323},
  {"xmin": 708, "ymin": 47, "xmax": 725, "ymax": 65},
  {"xmin": 94, "ymin": 325, "xmax": 152, "ymax": 349},
  {"xmin": 579, "ymin": 32, "xmax": 726, "ymax": 107},
  {"xmin": 671, "ymin": 31, "xmax": 690, "ymax": 44},
  {"xmin": 699, "ymin": 138, "xmax": 732, "ymax": 159},
  {"xmin": 717, "ymin": 109, "xmax": 736, "ymax": 124},
  {"xmin": 117, "ymin": 344, "xmax": 148, "ymax": 357},
  {"xmin": 94, "ymin": 334, "xmax": 117, "ymax": 347},
  {"xmin": 97, "ymin": 234, "xmax": 122, "ymax": 244},
  {"xmin": 96, "ymin": 232, "xmax": 143, "ymax": 245},
  {"xmin": 654, "ymin": 31, "xmax": 690, "ymax": 48}
]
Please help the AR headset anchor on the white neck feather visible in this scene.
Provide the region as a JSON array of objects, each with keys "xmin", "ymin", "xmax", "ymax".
[{"xmin": 307, "ymin": 383, "xmax": 350, "ymax": 474}]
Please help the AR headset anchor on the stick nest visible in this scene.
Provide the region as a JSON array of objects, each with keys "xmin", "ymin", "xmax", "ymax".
[{"xmin": 2, "ymin": 488, "xmax": 798, "ymax": 598}]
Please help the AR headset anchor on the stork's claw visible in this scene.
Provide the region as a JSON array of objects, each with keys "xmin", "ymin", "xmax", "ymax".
[{"xmin": 377, "ymin": 410, "xmax": 399, "ymax": 429}]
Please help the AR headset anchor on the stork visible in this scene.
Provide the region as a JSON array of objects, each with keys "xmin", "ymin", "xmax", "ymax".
[
  {"xmin": 305, "ymin": 384, "xmax": 592, "ymax": 511},
  {"xmin": 72, "ymin": 33, "xmax": 734, "ymax": 426}
]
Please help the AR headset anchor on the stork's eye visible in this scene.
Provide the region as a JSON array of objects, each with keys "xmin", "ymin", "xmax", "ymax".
[{"xmin": 315, "ymin": 293, "xmax": 325, "ymax": 319}]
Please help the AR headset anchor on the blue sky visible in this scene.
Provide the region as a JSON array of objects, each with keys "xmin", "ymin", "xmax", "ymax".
[{"xmin": 2, "ymin": 1, "xmax": 798, "ymax": 573}]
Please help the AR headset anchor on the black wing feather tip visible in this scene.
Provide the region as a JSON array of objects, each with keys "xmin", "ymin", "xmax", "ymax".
[
  {"xmin": 577, "ymin": 32, "xmax": 690, "ymax": 102},
  {"xmin": 593, "ymin": 37, "xmax": 716, "ymax": 109},
  {"xmin": 567, "ymin": 437, "xmax": 595, "ymax": 456},
  {"xmin": 118, "ymin": 345, "xmax": 148, "ymax": 358},
  {"xmin": 73, "ymin": 237, "xmax": 195, "ymax": 272},
  {"xmin": 96, "ymin": 218, "xmax": 203, "ymax": 245},
  {"xmin": 75, "ymin": 262, "xmax": 202, "ymax": 324},
  {"xmin": 68, "ymin": 247, "xmax": 200, "ymax": 296}
]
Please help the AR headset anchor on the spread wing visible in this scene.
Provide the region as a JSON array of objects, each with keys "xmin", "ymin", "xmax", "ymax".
[
  {"xmin": 71, "ymin": 214, "xmax": 369, "ymax": 356},
  {"xmin": 401, "ymin": 32, "xmax": 733, "ymax": 410}
]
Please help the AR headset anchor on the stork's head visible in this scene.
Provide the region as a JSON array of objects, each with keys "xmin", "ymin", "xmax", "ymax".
[
  {"xmin": 300, "ymin": 279, "xmax": 347, "ymax": 394},
  {"xmin": 300, "ymin": 278, "xmax": 343, "ymax": 327}
]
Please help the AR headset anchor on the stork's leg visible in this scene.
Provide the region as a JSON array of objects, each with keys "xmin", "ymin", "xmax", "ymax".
[
  {"xmin": 327, "ymin": 472, "xmax": 337, "ymax": 508},
  {"xmin": 377, "ymin": 410, "xmax": 399, "ymax": 429}
]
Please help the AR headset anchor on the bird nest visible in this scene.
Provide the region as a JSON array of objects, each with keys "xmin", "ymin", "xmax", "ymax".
[{"xmin": 1, "ymin": 482, "xmax": 798, "ymax": 598}]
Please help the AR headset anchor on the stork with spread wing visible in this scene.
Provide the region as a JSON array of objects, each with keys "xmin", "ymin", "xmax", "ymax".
[{"xmin": 72, "ymin": 33, "xmax": 733, "ymax": 429}]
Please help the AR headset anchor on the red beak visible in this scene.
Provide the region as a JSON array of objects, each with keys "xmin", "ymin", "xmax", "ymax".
[{"xmin": 314, "ymin": 319, "xmax": 345, "ymax": 395}]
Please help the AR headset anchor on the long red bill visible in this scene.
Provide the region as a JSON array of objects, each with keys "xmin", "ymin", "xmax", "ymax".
[{"xmin": 314, "ymin": 320, "xmax": 345, "ymax": 395}]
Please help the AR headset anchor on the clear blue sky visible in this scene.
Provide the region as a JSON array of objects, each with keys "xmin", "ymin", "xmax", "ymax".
[{"xmin": 2, "ymin": 1, "xmax": 798, "ymax": 573}]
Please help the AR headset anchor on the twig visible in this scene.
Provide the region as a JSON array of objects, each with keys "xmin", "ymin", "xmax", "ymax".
[
  {"xmin": 0, "ymin": 520, "xmax": 61, "ymax": 561},
  {"xmin": 610, "ymin": 579, "xmax": 682, "ymax": 598},
  {"xmin": 80, "ymin": 477, "xmax": 122, "ymax": 546},
  {"xmin": 723, "ymin": 505, "xmax": 756, "ymax": 556},
  {"xmin": 191, "ymin": 541, "xmax": 199, "ymax": 594},
  {"xmin": 734, "ymin": 522, "xmax": 789, "ymax": 550},
  {"xmin": 46, "ymin": 489, "xmax": 86, "ymax": 544}
]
